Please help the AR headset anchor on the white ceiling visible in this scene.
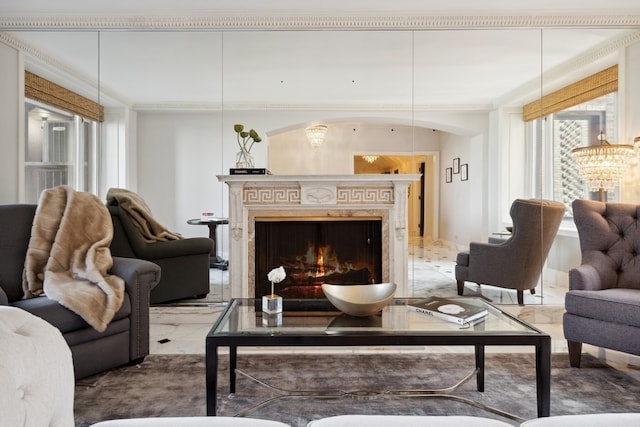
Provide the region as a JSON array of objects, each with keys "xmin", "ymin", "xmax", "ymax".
[
  {"xmin": 2, "ymin": 0, "xmax": 640, "ymax": 15},
  {"xmin": 2, "ymin": 1, "xmax": 639, "ymax": 111}
]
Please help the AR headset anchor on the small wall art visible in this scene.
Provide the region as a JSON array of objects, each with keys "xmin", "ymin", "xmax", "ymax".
[
  {"xmin": 453, "ymin": 157, "xmax": 460, "ymax": 174},
  {"xmin": 446, "ymin": 167, "xmax": 453, "ymax": 183},
  {"xmin": 461, "ymin": 163, "xmax": 468, "ymax": 181}
]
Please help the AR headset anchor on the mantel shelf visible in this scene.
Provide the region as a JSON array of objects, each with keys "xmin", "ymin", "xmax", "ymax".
[{"xmin": 218, "ymin": 173, "xmax": 421, "ymax": 185}]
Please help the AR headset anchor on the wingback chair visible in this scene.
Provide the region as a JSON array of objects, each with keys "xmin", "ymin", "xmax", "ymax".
[
  {"xmin": 455, "ymin": 199, "xmax": 565, "ymax": 305},
  {"xmin": 564, "ymin": 199, "xmax": 640, "ymax": 367}
]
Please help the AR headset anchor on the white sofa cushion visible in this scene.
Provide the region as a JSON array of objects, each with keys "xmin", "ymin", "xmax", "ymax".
[
  {"xmin": 521, "ymin": 413, "xmax": 640, "ymax": 426},
  {"xmin": 90, "ymin": 417, "xmax": 290, "ymax": 426},
  {"xmin": 0, "ymin": 305, "xmax": 74, "ymax": 427},
  {"xmin": 307, "ymin": 415, "xmax": 512, "ymax": 426}
]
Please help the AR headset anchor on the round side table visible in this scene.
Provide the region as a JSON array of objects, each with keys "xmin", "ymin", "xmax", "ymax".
[{"xmin": 187, "ymin": 218, "xmax": 229, "ymax": 270}]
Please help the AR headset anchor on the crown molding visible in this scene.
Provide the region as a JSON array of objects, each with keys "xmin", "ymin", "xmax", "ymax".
[
  {"xmin": 1, "ymin": 13, "xmax": 640, "ymax": 30},
  {"xmin": 131, "ymin": 102, "xmax": 495, "ymax": 112}
]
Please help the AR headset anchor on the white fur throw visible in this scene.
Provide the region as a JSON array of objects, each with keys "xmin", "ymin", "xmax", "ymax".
[{"xmin": 22, "ymin": 185, "xmax": 124, "ymax": 332}]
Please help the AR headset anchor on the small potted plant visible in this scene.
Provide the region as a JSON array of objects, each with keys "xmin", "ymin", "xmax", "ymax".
[
  {"xmin": 234, "ymin": 124, "xmax": 262, "ymax": 168},
  {"xmin": 263, "ymin": 265, "xmax": 286, "ymax": 315}
]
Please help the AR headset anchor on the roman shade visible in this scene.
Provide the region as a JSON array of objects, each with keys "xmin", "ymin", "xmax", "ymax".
[
  {"xmin": 522, "ymin": 65, "xmax": 618, "ymax": 122},
  {"xmin": 25, "ymin": 71, "xmax": 104, "ymax": 122}
]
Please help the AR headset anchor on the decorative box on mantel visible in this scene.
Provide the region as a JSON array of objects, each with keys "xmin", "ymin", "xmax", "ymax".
[{"xmin": 217, "ymin": 174, "xmax": 421, "ymax": 299}]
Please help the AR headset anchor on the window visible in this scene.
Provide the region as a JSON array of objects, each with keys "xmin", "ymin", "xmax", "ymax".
[
  {"xmin": 523, "ymin": 66, "xmax": 618, "ymax": 218},
  {"xmin": 23, "ymin": 71, "xmax": 104, "ymax": 202},
  {"xmin": 529, "ymin": 93, "xmax": 617, "ymax": 217},
  {"xmin": 24, "ymin": 100, "xmax": 100, "ymax": 203}
]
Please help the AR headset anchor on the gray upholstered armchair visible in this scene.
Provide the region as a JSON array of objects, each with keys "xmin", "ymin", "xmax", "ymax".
[
  {"xmin": 455, "ymin": 199, "xmax": 565, "ymax": 305},
  {"xmin": 564, "ymin": 199, "xmax": 640, "ymax": 367}
]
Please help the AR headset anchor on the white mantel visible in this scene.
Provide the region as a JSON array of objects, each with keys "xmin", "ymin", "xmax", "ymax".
[{"xmin": 218, "ymin": 174, "xmax": 420, "ymax": 299}]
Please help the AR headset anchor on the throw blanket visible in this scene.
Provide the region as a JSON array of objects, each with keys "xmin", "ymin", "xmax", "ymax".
[
  {"xmin": 22, "ymin": 186, "xmax": 124, "ymax": 333},
  {"xmin": 106, "ymin": 188, "xmax": 182, "ymax": 242}
]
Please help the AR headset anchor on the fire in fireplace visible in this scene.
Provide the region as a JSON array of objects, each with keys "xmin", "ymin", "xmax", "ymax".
[{"xmin": 254, "ymin": 219, "xmax": 382, "ymax": 298}]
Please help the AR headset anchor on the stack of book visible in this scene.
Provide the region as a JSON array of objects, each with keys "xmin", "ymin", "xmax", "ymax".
[
  {"xmin": 408, "ymin": 296, "xmax": 488, "ymax": 325},
  {"xmin": 230, "ymin": 168, "xmax": 271, "ymax": 175}
]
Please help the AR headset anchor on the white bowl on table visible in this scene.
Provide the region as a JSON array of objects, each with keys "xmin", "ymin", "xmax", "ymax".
[{"xmin": 321, "ymin": 283, "xmax": 397, "ymax": 317}]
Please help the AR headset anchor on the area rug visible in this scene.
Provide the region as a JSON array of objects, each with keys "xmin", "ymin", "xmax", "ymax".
[{"xmin": 74, "ymin": 352, "xmax": 640, "ymax": 427}]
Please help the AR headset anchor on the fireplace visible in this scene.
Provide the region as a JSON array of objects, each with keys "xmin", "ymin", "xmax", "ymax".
[
  {"xmin": 219, "ymin": 174, "xmax": 420, "ymax": 298},
  {"xmin": 254, "ymin": 219, "xmax": 383, "ymax": 298}
]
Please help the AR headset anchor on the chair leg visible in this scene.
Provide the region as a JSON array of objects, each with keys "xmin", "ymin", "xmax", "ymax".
[
  {"xmin": 456, "ymin": 280, "xmax": 465, "ymax": 296},
  {"xmin": 517, "ymin": 290, "xmax": 524, "ymax": 305},
  {"xmin": 568, "ymin": 340, "xmax": 582, "ymax": 368}
]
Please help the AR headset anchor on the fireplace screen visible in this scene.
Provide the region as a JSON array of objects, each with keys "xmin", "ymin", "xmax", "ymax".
[{"xmin": 255, "ymin": 219, "xmax": 382, "ymax": 298}]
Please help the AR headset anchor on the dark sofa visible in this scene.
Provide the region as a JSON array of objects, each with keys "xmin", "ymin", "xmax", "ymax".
[
  {"xmin": 0, "ymin": 204, "xmax": 161, "ymax": 380},
  {"xmin": 108, "ymin": 204, "xmax": 213, "ymax": 304}
]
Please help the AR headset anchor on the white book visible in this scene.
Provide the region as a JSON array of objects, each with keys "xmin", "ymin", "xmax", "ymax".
[{"xmin": 408, "ymin": 297, "xmax": 488, "ymax": 325}]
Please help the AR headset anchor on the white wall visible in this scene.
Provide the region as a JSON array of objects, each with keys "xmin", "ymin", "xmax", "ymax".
[
  {"xmin": 438, "ymin": 132, "xmax": 486, "ymax": 247},
  {"xmin": 136, "ymin": 111, "xmax": 225, "ymax": 239},
  {"xmin": 0, "ymin": 42, "xmax": 20, "ymax": 203},
  {"xmin": 267, "ymin": 122, "xmax": 440, "ymax": 175},
  {"xmin": 134, "ymin": 108, "xmax": 491, "ymax": 255}
]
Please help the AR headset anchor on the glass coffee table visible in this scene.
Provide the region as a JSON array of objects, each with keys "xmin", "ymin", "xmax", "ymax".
[{"xmin": 206, "ymin": 298, "xmax": 550, "ymax": 420}]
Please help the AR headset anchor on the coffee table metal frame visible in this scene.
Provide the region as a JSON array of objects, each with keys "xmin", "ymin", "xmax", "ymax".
[{"xmin": 206, "ymin": 298, "xmax": 551, "ymax": 419}]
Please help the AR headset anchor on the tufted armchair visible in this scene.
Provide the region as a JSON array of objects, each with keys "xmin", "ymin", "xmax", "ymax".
[
  {"xmin": 455, "ymin": 199, "xmax": 565, "ymax": 305},
  {"xmin": 563, "ymin": 199, "xmax": 640, "ymax": 367}
]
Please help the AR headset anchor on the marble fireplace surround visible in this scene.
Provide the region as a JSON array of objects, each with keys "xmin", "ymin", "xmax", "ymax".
[{"xmin": 219, "ymin": 174, "xmax": 420, "ymax": 299}]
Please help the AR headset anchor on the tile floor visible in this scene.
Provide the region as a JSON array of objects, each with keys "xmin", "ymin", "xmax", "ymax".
[{"xmin": 148, "ymin": 240, "xmax": 640, "ymax": 380}]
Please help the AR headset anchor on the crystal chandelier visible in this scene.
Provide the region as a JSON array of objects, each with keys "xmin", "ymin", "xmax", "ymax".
[
  {"xmin": 305, "ymin": 125, "xmax": 328, "ymax": 150},
  {"xmin": 571, "ymin": 132, "xmax": 635, "ymax": 201},
  {"xmin": 362, "ymin": 155, "xmax": 379, "ymax": 163}
]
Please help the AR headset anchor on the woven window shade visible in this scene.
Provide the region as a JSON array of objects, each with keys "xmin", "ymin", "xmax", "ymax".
[
  {"xmin": 522, "ymin": 65, "xmax": 618, "ymax": 122},
  {"xmin": 25, "ymin": 71, "xmax": 104, "ymax": 122}
]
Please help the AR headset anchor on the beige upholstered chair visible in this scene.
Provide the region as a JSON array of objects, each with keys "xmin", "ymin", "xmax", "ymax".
[
  {"xmin": 90, "ymin": 418, "xmax": 290, "ymax": 426},
  {"xmin": 0, "ymin": 305, "xmax": 75, "ymax": 427},
  {"xmin": 455, "ymin": 199, "xmax": 565, "ymax": 305}
]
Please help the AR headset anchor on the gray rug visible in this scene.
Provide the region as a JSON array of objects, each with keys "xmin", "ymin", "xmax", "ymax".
[{"xmin": 74, "ymin": 353, "xmax": 640, "ymax": 427}]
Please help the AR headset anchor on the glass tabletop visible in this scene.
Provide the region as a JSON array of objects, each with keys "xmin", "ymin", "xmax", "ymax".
[{"xmin": 209, "ymin": 297, "xmax": 544, "ymax": 337}]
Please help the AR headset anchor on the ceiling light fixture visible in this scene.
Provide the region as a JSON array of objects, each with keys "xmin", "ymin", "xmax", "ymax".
[
  {"xmin": 305, "ymin": 125, "xmax": 327, "ymax": 150},
  {"xmin": 362, "ymin": 155, "xmax": 379, "ymax": 163},
  {"xmin": 571, "ymin": 131, "xmax": 635, "ymax": 201}
]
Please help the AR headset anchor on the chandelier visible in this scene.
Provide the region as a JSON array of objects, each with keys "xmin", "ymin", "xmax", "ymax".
[
  {"xmin": 305, "ymin": 125, "xmax": 328, "ymax": 150},
  {"xmin": 571, "ymin": 132, "xmax": 635, "ymax": 201},
  {"xmin": 362, "ymin": 155, "xmax": 379, "ymax": 163}
]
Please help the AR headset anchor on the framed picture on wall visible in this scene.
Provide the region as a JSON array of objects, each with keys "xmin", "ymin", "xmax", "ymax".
[
  {"xmin": 446, "ymin": 167, "xmax": 453, "ymax": 183},
  {"xmin": 461, "ymin": 163, "xmax": 468, "ymax": 181},
  {"xmin": 453, "ymin": 157, "xmax": 460, "ymax": 174}
]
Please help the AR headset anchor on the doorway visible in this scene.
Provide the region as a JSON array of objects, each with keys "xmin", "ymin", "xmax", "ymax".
[{"xmin": 354, "ymin": 154, "xmax": 437, "ymax": 242}]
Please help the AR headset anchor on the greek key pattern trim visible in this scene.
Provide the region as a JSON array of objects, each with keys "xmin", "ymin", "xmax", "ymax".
[
  {"xmin": 244, "ymin": 187, "xmax": 300, "ymax": 204},
  {"xmin": 336, "ymin": 187, "xmax": 394, "ymax": 204}
]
